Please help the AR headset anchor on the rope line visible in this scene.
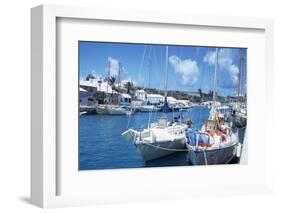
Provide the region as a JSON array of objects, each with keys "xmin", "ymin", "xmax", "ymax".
[
  {"xmin": 139, "ymin": 142, "xmax": 189, "ymax": 152},
  {"xmin": 203, "ymin": 149, "xmax": 208, "ymax": 165},
  {"xmin": 225, "ymin": 154, "xmax": 236, "ymax": 164}
]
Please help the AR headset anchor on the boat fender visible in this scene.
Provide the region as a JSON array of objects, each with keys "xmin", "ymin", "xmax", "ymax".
[
  {"xmin": 221, "ymin": 134, "xmax": 227, "ymax": 142},
  {"xmin": 236, "ymin": 143, "xmax": 242, "ymax": 157},
  {"xmin": 151, "ymin": 132, "xmax": 156, "ymax": 143}
]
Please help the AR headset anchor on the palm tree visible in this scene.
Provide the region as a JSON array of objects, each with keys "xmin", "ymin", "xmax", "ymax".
[
  {"xmin": 198, "ymin": 88, "xmax": 203, "ymax": 101},
  {"xmin": 106, "ymin": 76, "xmax": 117, "ymax": 103},
  {"xmin": 108, "ymin": 76, "xmax": 116, "ymax": 86},
  {"xmin": 124, "ymin": 81, "xmax": 134, "ymax": 94},
  {"xmin": 86, "ymin": 73, "xmax": 95, "ymax": 81},
  {"xmin": 93, "ymin": 91, "xmax": 106, "ymax": 104}
]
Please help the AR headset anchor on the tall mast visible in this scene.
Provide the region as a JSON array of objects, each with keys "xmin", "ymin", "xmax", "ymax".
[
  {"xmin": 213, "ymin": 48, "xmax": 219, "ymax": 109},
  {"xmin": 164, "ymin": 45, "xmax": 169, "ymax": 98},
  {"xmin": 238, "ymin": 48, "xmax": 242, "ymax": 101},
  {"xmin": 107, "ymin": 59, "xmax": 110, "ymax": 99},
  {"xmin": 148, "ymin": 59, "xmax": 152, "ymax": 89},
  {"xmin": 118, "ymin": 62, "xmax": 121, "ymax": 90},
  {"xmin": 162, "ymin": 45, "xmax": 170, "ymax": 114}
]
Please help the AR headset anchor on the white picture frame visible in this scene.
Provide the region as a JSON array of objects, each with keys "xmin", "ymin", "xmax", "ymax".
[{"xmin": 31, "ymin": 4, "xmax": 274, "ymax": 208}]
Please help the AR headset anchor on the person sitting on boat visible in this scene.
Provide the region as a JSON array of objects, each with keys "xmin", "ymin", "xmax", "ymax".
[
  {"xmin": 185, "ymin": 119, "xmax": 193, "ymax": 128},
  {"xmin": 215, "ymin": 112, "xmax": 221, "ymax": 130},
  {"xmin": 214, "ymin": 112, "xmax": 229, "ymax": 135}
]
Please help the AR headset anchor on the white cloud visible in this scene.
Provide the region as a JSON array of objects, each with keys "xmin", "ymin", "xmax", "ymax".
[
  {"xmin": 203, "ymin": 51, "xmax": 216, "ymax": 66},
  {"xmin": 204, "ymin": 49, "xmax": 233, "ymax": 68},
  {"xmin": 229, "ymin": 64, "xmax": 239, "ymax": 85},
  {"xmin": 108, "ymin": 57, "xmax": 120, "ymax": 77},
  {"xmin": 169, "ymin": 55, "xmax": 199, "ymax": 85},
  {"xmin": 203, "ymin": 49, "xmax": 239, "ymax": 88}
]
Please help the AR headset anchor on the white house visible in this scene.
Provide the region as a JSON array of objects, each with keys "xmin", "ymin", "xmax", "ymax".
[
  {"xmin": 79, "ymin": 78, "xmax": 119, "ymax": 104},
  {"xmin": 135, "ymin": 89, "xmax": 147, "ymax": 101},
  {"xmin": 80, "ymin": 78, "xmax": 117, "ymax": 94},
  {"xmin": 147, "ymin": 94, "xmax": 164, "ymax": 105},
  {"xmin": 135, "ymin": 89, "xmax": 164, "ymax": 104},
  {"xmin": 120, "ymin": 93, "xmax": 132, "ymax": 106},
  {"xmin": 79, "ymin": 87, "xmax": 93, "ymax": 106},
  {"xmin": 167, "ymin": 96, "xmax": 177, "ymax": 105}
]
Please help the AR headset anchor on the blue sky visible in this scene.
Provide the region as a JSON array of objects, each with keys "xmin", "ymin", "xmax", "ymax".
[{"xmin": 79, "ymin": 41, "xmax": 247, "ymax": 97}]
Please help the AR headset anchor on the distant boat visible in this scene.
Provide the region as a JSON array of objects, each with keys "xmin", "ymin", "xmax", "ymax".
[
  {"xmin": 95, "ymin": 60, "xmax": 133, "ymax": 116},
  {"xmin": 217, "ymin": 105, "xmax": 230, "ymax": 110},
  {"xmin": 185, "ymin": 48, "xmax": 240, "ymax": 165},
  {"xmin": 96, "ymin": 105, "xmax": 109, "ymax": 115},
  {"xmin": 80, "ymin": 105, "xmax": 97, "ymax": 114},
  {"xmin": 138, "ymin": 105, "xmax": 161, "ymax": 112},
  {"xmin": 80, "ymin": 111, "xmax": 87, "ymax": 116},
  {"xmin": 232, "ymin": 104, "xmax": 247, "ymax": 127},
  {"xmin": 122, "ymin": 46, "xmax": 188, "ymax": 161},
  {"xmin": 108, "ymin": 106, "xmax": 129, "ymax": 115},
  {"xmin": 96, "ymin": 105, "xmax": 131, "ymax": 115},
  {"xmin": 232, "ymin": 49, "xmax": 247, "ymax": 128}
]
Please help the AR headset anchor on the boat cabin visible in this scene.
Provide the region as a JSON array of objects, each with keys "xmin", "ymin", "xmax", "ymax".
[{"xmin": 157, "ymin": 117, "xmax": 168, "ymax": 128}]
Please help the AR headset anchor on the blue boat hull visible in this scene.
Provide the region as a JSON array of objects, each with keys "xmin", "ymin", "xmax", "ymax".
[{"xmin": 187, "ymin": 143, "xmax": 238, "ymax": 165}]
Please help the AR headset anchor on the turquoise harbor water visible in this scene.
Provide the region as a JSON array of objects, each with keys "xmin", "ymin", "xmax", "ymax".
[{"xmin": 79, "ymin": 107, "xmax": 244, "ymax": 170}]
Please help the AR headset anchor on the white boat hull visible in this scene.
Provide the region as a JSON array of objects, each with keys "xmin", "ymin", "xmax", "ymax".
[
  {"xmin": 139, "ymin": 106, "xmax": 161, "ymax": 112},
  {"xmin": 108, "ymin": 108, "xmax": 127, "ymax": 115},
  {"xmin": 135, "ymin": 138, "xmax": 186, "ymax": 162},
  {"xmin": 96, "ymin": 106, "xmax": 108, "ymax": 115}
]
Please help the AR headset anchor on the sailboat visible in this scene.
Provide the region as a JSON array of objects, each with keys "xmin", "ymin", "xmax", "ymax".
[
  {"xmin": 122, "ymin": 46, "xmax": 188, "ymax": 161},
  {"xmin": 138, "ymin": 105, "xmax": 161, "ymax": 112},
  {"xmin": 96, "ymin": 61, "xmax": 131, "ymax": 116},
  {"xmin": 232, "ymin": 49, "xmax": 247, "ymax": 127},
  {"xmin": 138, "ymin": 48, "xmax": 162, "ymax": 113},
  {"xmin": 185, "ymin": 48, "xmax": 241, "ymax": 165}
]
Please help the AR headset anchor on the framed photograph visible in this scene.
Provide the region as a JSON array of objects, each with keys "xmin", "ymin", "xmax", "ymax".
[{"xmin": 31, "ymin": 4, "xmax": 274, "ymax": 208}]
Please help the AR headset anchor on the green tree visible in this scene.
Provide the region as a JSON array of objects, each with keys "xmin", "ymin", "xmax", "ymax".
[
  {"xmin": 124, "ymin": 81, "xmax": 134, "ymax": 94},
  {"xmin": 86, "ymin": 73, "xmax": 95, "ymax": 81},
  {"xmin": 93, "ymin": 91, "xmax": 106, "ymax": 104},
  {"xmin": 107, "ymin": 76, "xmax": 116, "ymax": 86}
]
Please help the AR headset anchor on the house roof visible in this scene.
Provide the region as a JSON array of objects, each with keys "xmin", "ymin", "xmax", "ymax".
[
  {"xmin": 167, "ymin": 96, "xmax": 177, "ymax": 102},
  {"xmin": 135, "ymin": 89, "xmax": 145, "ymax": 93},
  {"xmin": 147, "ymin": 94, "xmax": 164, "ymax": 99},
  {"xmin": 121, "ymin": 93, "xmax": 132, "ymax": 98},
  {"xmin": 80, "ymin": 79, "xmax": 118, "ymax": 94}
]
